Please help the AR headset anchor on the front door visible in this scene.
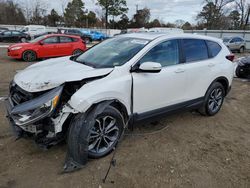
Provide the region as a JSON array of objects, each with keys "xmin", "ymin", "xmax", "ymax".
[
  {"xmin": 39, "ymin": 36, "xmax": 59, "ymax": 57},
  {"xmin": 132, "ymin": 39, "xmax": 188, "ymax": 114}
]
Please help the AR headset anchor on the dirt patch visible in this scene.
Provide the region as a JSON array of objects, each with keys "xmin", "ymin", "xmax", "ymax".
[{"xmin": 0, "ymin": 47, "xmax": 250, "ymax": 188}]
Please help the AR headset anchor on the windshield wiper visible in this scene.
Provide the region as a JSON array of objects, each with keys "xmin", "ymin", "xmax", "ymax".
[{"xmin": 70, "ymin": 56, "xmax": 96, "ymax": 68}]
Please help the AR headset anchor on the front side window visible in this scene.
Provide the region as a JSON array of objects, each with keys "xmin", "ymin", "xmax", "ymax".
[
  {"xmin": 183, "ymin": 39, "xmax": 208, "ymax": 62},
  {"xmin": 76, "ymin": 37, "xmax": 149, "ymax": 68},
  {"xmin": 230, "ymin": 38, "xmax": 237, "ymax": 43},
  {"xmin": 140, "ymin": 40, "xmax": 179, "ymax": 67},
  {"xmin": 3, "ymin": 31, "xmax": 11, "ymax": 35},
  {"xmin": 43, "ymin": 37, "xmax": 58, "ymax": 44}
]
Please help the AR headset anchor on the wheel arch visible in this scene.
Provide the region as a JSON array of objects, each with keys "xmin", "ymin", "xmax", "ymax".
[
  {"xmin": 22, "ymin": 49, "xmax": 38, "ymax": 61},
  {"xmin": 208, "ymin": 76, "xmax": 230, "ymax": 96},
  {"xmin": 86, "ymin": 99, "xmax": 129, "ymax": 122}
]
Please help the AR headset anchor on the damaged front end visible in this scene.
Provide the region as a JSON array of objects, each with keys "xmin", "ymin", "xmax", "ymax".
[{"xmin": 5, "ymin": 82, "xmax": 76, "ymax": 148}]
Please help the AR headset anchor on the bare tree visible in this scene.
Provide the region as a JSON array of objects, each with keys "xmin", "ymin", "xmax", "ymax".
[
  {"xmin": 235, "ymin": 0, "xmax": 250, "ymax": 29},
  {"xmin": 205, "ymin": 0, "xmax": 234, "ymax": 11}
]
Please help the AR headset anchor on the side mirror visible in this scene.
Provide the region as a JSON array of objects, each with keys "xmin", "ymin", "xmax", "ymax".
[
  {"xmin": 133, "ymin": 62, "xmax": 162, "ymax": 73},
  {"xmin": 39, "ymin": 41, "xmax": 44, "ymax": 45}
]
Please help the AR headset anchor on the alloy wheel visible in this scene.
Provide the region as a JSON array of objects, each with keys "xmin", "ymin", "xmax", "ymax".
[
  {"xmin": 208, "ymin": 88, "xmax": 223, "ymax": 113},
  {"xmin": 88, "ymin": 116, "xmax": 119, "ymax": 154},
  {"xmin": 23, "ymin": 51, "xmax": 36, "ymax": 62}
]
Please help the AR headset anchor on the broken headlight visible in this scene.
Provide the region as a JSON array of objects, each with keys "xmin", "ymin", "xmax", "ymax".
[{"xmin": 10, "ymin": 86, "xmax": 63, "ymax": 126}]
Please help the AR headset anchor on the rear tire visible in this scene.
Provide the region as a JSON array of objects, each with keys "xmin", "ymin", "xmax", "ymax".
[
  {"xmin": 22, "ymin": 50, "xmax": 37, "ymax": 62},
  {"xmin": 72, "ymin": 49, "xmax": 83, "ymax": 56},
  {"xmin": 239, "ymin": 47, "xmax": 244, "ymax": 53},
  {"xmin": 236, "ymin": 66, "xmax": 246, "ymax": 78},
  {"xmin": 198, "ymin": 82, "xmax": 225, "ymax": 116}
]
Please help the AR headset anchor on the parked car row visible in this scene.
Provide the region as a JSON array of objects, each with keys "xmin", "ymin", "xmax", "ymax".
[{"xmin": 7, "ymin": 34, "xmax": 86, "ymax": 61}]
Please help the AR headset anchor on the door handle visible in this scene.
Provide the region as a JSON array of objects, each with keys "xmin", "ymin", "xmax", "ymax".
[
  {"xmin": 175, "ymin": 69, "xmax": 185, "ymax": 73},
  {"xmin": 208, "ymin": 63, "xmax": 215, "ymax": 67}
]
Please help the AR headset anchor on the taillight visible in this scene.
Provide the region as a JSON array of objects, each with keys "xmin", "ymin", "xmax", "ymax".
[{"xmin": 226, "ymin": 54, "xmax": 235, "ymax": 62}]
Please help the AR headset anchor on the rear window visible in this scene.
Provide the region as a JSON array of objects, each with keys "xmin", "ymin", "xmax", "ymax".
[
  {"xmin": 206, "ymin": 41, "xmax": 221, "ymax": 57},
  {"xmin": 183, "ymin": 39, "xmax": 209, "ymax": 62}
]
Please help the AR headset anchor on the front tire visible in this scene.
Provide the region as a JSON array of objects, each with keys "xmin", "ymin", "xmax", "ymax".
[
  {"xmin": 22, "ymin": 50, "xmax": 37, "ymax": 62},
  {"xmin": 68, "ymin": 105, "xmax": 124, "ymax": 160},
  {"xmin": 198, "ymin": 82, "xmax": 225, "ymax": 116}
]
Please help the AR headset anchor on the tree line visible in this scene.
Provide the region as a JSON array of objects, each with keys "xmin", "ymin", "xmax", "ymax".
[{"xmin": 0, "ymin": 0, "xmax": 249, "ymax": 30}]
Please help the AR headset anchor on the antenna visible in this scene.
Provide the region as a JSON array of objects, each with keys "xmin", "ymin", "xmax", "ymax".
[{"xmin": 136, "ymin": 4, "xmax": 138, "ymax": 12}]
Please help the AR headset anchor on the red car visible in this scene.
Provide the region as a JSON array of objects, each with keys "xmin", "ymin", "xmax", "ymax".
[{"xmin": 7, "ymin": 34, "xmax": 86, "ymax": 62}]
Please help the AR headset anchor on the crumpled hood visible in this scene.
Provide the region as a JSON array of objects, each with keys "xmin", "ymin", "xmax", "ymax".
[{"xmin": 14, "ymin": 56, "xmax": 113, "ymax": 92}]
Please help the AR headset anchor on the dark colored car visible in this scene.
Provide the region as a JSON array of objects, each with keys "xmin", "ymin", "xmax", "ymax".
[
  {"xmin": 34, "ymin": 31, "xmax": 57, "ymax": 39},
  {"xmin": 64, "ymin": 29, "xmax": 92, "ymax": 44},
  {"xmin": 0, "ymin": 30, "xmax": 30, "ymax": 43},
  {"xmin": 236, "ymin": 56, "xmax": 250, "ymax": 78}
]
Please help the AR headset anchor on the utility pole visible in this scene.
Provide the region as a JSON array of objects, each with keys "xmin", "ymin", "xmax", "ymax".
[{"xmin": 136, "ymin": 4, "xmax": 138, "ymax": 13}]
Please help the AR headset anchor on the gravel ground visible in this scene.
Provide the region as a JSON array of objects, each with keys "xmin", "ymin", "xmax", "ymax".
[{"xmin": 0, "ymin": 46, "xmax": 250, "ymax": 188}]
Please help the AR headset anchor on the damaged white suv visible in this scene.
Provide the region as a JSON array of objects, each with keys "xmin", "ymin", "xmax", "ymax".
[{"xmin": 5, "ymin": 33, "xmax": 234, "ymax": 171}]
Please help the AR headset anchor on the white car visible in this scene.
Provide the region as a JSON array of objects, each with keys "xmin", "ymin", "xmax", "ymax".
[
  {"xmin": 20, "ymin": 25, "xmax": 46, "ymax": 38},
  {"xmin": 5, "ymin": 33, "xmax": 234, "ymax": 171}
]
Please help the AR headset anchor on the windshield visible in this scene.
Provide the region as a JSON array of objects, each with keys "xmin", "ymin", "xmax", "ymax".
[
  {"xmin": 76, "ymin": 37, "xmax": 149, "ymax": 68},
  {"xmin": 29, "ymin": 35, "xmax": 47, "ymax": 43},
  {"xmin": 223, "ymin": 38, "xmax": 230, "ymax": 42}
]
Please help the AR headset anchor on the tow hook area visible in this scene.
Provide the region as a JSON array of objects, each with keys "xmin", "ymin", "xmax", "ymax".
[{"xmin": 63, "ymin": 101, "xmax": 114, "ymax": 173}]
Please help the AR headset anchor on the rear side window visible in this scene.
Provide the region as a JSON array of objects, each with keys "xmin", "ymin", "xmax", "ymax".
[
  {"xmin": 206, "ymin": 41, "xmax": 221, "ymax": 57},
  {"xmin": 60, "ymin": 36, "xmax": 73, "ymax": 43},
  {"xmin": 43, "ymin": 37, "xmax": 58, "ymax": 44},
  {"xmin": 183, "ymin": 39, "xmax": 208, "ymax": 62},
  {"xmin": 72, "ymin": 38, "xmax": 78, "ymax": 42}
]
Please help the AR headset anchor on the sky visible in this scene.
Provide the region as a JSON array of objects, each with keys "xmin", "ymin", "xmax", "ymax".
[{"xmin": 20, "ymin": 0, "xmax": 208, "ymax": 24}]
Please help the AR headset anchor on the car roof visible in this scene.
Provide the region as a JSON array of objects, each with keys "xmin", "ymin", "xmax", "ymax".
[
  {"xmin": 118, "ymin": 32, "xmax": 222, "ymax": 43},
  {"xmin": 44, "ymin": 34, "xmax": 81, "ymax": 38}
]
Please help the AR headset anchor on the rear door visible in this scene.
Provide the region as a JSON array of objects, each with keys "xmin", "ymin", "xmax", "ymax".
[
  {"xmin": 182, "ymin": 39, "xmax": 220, "ymax": 100},
  {"xmin": 39, "ymin": 36, "xmax": 59, "ymax": 57},
  {"xmin": 58, "ymin": 36, "xmax": 74, "ymax": 56}
]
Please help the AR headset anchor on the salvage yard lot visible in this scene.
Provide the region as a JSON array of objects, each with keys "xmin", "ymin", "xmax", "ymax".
[{"xmin": 0, "ymin": 46, "xmax": 250, "ymax": 188}]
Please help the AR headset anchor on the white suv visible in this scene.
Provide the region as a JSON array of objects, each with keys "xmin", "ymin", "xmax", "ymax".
[{"xmin": 5, "ymin": 33, "xmax": 234, "ymax": 171}]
